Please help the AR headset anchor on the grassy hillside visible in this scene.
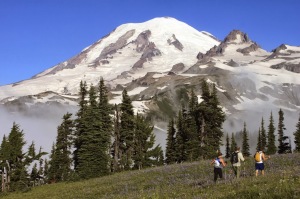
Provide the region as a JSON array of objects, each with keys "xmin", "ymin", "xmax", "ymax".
[{"xmin": 2, "ymin": 153, "xmax": 300, "ymax": 199}]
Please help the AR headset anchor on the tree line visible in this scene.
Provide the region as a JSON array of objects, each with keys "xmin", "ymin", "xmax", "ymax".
[
  {"xmin": 0, "ymin": 78, "xmax": 163, "ymax": 192},
  {"xmin": 165, "ymin": 80, "xmax": 226, "ymax": 163},
  {"xmin": 1, "ymin": 78, "xmax": 300, "ymax": 193},
  {"xmin": 223, "ymin": 108, "xmax": 298, "ymax": 159},
  {"xmin": 165, "ymin": 80, "xmax": 300, "ymax": 162}
]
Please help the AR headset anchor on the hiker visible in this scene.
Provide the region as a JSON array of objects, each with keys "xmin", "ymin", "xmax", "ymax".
[
  {"xmin": 211, "ymin": 152, "xmax": 226, "ymax": 183},
  {"xmin": 254, "ymin": 149, "xmax": 270, "ymax": 176},
  {"xmin": 231, "ymin": 146, "xmax": 245, "ymax": 179}
]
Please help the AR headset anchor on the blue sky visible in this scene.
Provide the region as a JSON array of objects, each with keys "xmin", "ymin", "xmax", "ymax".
[{"xmin": 0, "ymin": 0, "xmax": 299, "ymax": 86}]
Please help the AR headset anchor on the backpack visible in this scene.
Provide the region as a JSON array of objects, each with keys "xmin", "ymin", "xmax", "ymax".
[
  {"xmin": 254, "ymin": 152, "xmax": 261, "ymax": 162},
  {"xmin": 214, "ymin": 158, "xmax": 221, "ymax": 167},
  {"xmin": 230, "ymin": 152, "xmax": 239, "ymax": 164}
]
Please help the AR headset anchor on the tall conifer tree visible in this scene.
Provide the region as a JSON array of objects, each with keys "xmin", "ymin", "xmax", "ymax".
[
  {"xmin": 278, "ymin": 109, "xmax": 286, "ymax": 154},
  {"xmin": 266, "ymin": 112, "xmax": 277, "ymax": 154},
  {"xmin": 256, "ymin": 128, "xmax": 262, "ymax": 151},
  {"xmin": 241, "ymin": 122, "xmax": 250, "ymax": 157},
  {"xmin": 7, "ymin": 123, "xmax": 28, "ymax": 191},
  {"xmin": 112, "ymin": 104, "xmax": 121, "ymax": 172},
  {"xmin": 133, "ymin": 114, "xmax": 162, "ymax": 169},
  {"xmin": 48, "ymin": 113, "xmax": 74, "ymax": 182},
  {"xmin": 98, "ymin": 78, "xmax": 113, "ymax": 171},
  {"xmin": 120, "ymin": 89, "xmax": 135, "ymax": 170},
  {"xmin": 98, "ymin": 77, "xmax": 113, "ymax": 137},
  {"xmin": 73, "ymin": 81, "xmax": 88, "ymax": 170},
  {"xmin": 293, "ymin": 114, "xmax": 300, "ymax": 152},
  {"xmin": 175, "ymin": 110, "xmax": 187, "ymax": 162},
  {"xmin": 198, "ymin": 81, "xmax": 225, "ymax": 159},
  {"xmin": 186, "ymin": 89, "xmax": 200, "ymax": 160},
  {"xmin": 77, "ymin": 85, "xmax": 110, "ymax": 178},
  {"xmin": 198, "ymin": 80, "xmax": 210, "ymax": 158},
  {"xmin": 260, "ymin": 118, "xmax": 267, "ymax": 151},
  {"xmin": 166, "ymin": 118, "xmax": 176, "ymax": 164},
  {"xmin": 0, "ymin": 135, "xmax": 10, "ymax": 168},
  {"xmin": 230, "ymin": 133, "xmax": 237, "ymax": 153}
]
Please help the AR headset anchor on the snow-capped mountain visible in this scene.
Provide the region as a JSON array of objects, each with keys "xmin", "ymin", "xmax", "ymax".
[
  {"xmin": 0, "ymin": 17, "xmax": 299, "ymax": 152},
  {"xmin": 0, "ymin": 17, "xmax": 219, "ymax": 99}
]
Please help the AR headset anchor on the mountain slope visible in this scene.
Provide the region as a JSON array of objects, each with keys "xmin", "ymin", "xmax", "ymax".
[
  {"xmin": 0, "ymin": 17, "xmax": 299, "ymax": 153},
  {"xmin": 0, "ymin": 17, "xmax": 219, "ymax": 99}
]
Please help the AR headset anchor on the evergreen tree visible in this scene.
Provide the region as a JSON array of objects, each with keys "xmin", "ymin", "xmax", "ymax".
[
  {"xmin": 293, "ymin": 114, "xmax": 300, "ymax": 152},
  {"xmin": 278, "ymin": 109, "xmax": 286, "ymax": 154},
  {"xmin": 0, "ymin": 135, "xmax": 10, "ymax": 168},
  {"xmin": 120, "ymin": 89, "xmax": 135, "ymax": 170},
  {"xmin": 38, "ymin": 153, "xmax": 44, "ymax": 178},
  {"xmin": 165, "ymin": 118, "xmax": 176, "ymax": 164},
  {"xmin": 256, "ymin": 128, "xmax": 262, "ymax": 151},
  {"xmin": 112, "ymin": 104, "xmax": 121, "ymax": 172},
  {"xmin": 241, "ymin": 122, "xmax": 250, "ymax": 157},
  {"xmin": 24, "ymin": 141, "xmax": 46, "ymax": 167},
  {"xmin": 98, "ymin": 77, "xmax": 113, "ymax": 138},
  {"xmin": 209, "ymin": 84, "xmax": 226, "ymax": 143},
  {"xmin": 30, "ymin": 163, "xmax": 38, "ymax": 182},
  {"xmin": 260, "ymin": 118, "xmax": 267, "ymax": 151},
  {"xmin": 198, "ymin": 81, "xmax": 225, "ymax": 159},
  {"xmin": 133, "ymin": 114, "xmax": 162, "ymax": 169},
  {"xmin": 185, "ymin": 103, "xmax": 200, "ymax": 161},
  {"xmin": 98, "ymin": 78, "xmax": 113, "ymax": 171},
  {"xmin": 47, "ymin": 143, "xmax": 56, "ymax": 182},
  {"xmin": 188, "ymin": 88, "xmax": 198, "ymax": 113},
  {"xmin": 44, "ymin": 159, "xmax": 49, "ymax": 182},
  {"xmin": 266, "ymin": 112, "xmax": 277, "ymax": 154},
  {"xmin": 230, "ymin": 133, "xmax": 237, "ymax": 153},
  {"xmin": 175, "ymin": 110, "xmax": 187, "ymax": 162},
  {"xmin": 147, "ymin": 144, "xmax": 164, "ymax": 166},
  {"xmin": 157, "ymin": 149, "xmax": 164, "ymax": 166},
  {"xmin": 73, "ymin": 81, "xmax": 88, "ymax": 170},
  {"xmin": 225, "ymin": 133, "xmax": 230, "ymax": 158},
  {"xmin": 27, "ymin": 141, "xmax": 36, "ymax": 159},
  {"xmin": 48, "ymin": 113, "xmax": 74, "ymax": 182},
  {"xmin": 7, "ymin": 123, "xmax": 28, "ymax": 191},
  {"xmin": 198, "ymin": 80, "xmax": 210, "ymax": 158},
  {"xmin": 189, "ymin": 88, "xmax": 202, "ymax": 160},
  {"xmin": 77, "ymin": 85, "xmax": 110, "ymax": 178}
]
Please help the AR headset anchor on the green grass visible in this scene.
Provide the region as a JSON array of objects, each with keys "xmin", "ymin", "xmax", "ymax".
[{"xmin": 2, "ymin": 153, "xmax": 300, "ymax": 199}]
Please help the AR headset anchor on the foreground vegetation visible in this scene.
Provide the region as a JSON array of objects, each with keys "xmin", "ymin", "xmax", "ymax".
[{"xmin": 2, "ymin": 153, "xmax": 300, "ymax": 199}]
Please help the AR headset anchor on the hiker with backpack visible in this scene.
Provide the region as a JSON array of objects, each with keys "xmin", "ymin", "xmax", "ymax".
[
  {"xmin": 254, "ymin": 149, "xmax": 270, "ymax": 176},
  {"xmin": 211, "ymin": 152, "xmax": 226, "ymax": 183},
  {"xmin": 230, "ymin": 146, "xmax": 245, "ymax": 179}
]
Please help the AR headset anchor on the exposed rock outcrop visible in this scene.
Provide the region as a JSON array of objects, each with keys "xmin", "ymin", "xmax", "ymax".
[
  {"xmin": 224, "ymin": 30, "xmax": 250, "ymax": 44},
  {"xmin": 272, "ymin": 44, "xmax": 287, "ymax": 54},
  {"xmin": 170, "ymin": 63, "xmax": 185, "ymax": 73},
  {"xmin": 98, "ymin": 29, "xmax": 135, "ymax": 60},
  {"xmin": 135, "ymin": 30, "xmax": 151, "ymax": 52},
  {"xmin": 132, "ymin": 42, "xmax": 161, "ymax": 69},
  {"xmin": 196, "ymin": 52, "xmax": 205, "ymax": 60},
  {"xmin": 167, "ymin": 34, "xmax": 184, "ymax": 51},
  {"xmin": 266, "ymin": 44, "xmax": 300, "ymax": 61},
  {"xmin": 205, "ymin": 42, "xmax": 227, "ymax": 57},
  {"xmin": 227, "ymin": 59, "xmax": 239, "ymax": 67},
  {"xmin": 236, "ymin": 43, "xmax": 260, "ymax": 55},
  {"xmin": 270, "ymin": 62, "xmax": 300, "ymax": 73},
  {"xmin": 266, "ymin": 44, "xmax": 288, "ymax": 60}
]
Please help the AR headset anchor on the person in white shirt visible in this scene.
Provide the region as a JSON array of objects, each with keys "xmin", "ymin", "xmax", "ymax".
[{"xmin": 231, "ymin": 146, "xmax": 245, "ymax": 179}]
